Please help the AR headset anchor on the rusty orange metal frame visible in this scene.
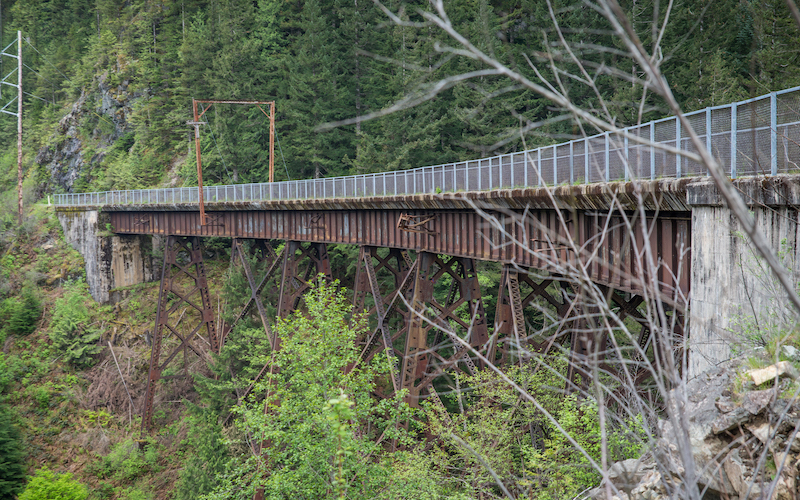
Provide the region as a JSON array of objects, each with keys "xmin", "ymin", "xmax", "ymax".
[{"xmin": 189, "ymin": 99, "xmax": 276, "ymax": 225}]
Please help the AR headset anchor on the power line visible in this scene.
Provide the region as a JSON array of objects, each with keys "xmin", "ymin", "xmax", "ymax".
[
  {"xmin": 24, "ymin": 38, "xmax": 73, "ymax": 84},
  {"xmin": 275, "ymin": 128, "xmax": 290, "ymax": 181},
  {"xmin": 23, "ymin": 62, "xmax": 58, "ymax": 88},
  {"xmin": 23, "ymin": 91, "xmax": 54, "ymax": 104},
  {"xmin": 204, "ymin": 112, "xmax": 234, "ymax": 184}
]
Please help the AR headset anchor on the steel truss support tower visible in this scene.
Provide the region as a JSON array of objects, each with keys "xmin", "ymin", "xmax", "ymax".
[{"xmin": 141, "ymin": 236, "xmax": 218, "ymax": 432}]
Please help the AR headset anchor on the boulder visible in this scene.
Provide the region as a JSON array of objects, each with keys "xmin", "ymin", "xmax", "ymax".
[
  {"xmin": 748, "ymin": 361, "xmax": 799, "ymax": 386},
  {"xmin": 711, "ymin": 389, "xmax": 774, "ymax": 434}
]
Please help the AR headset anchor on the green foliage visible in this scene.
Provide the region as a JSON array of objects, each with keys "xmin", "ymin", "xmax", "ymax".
[
  {"xmin": 87, "ymin": 438, "xmax": 161, "ymax": 482},
  {"xmin": 526, "ymin": 395, "xmax": 644, "ymax": 500},
  {"xmin": 0, "ymin": 354, "xmax": 13, "ymax": 394},
  {"xmin": 206, "ymin": 280, "xmax": 427, "ymax": 499},
  {"xmin": 0, "ymin": 283, "xmax": 43, "ymax": 343},
  {"xmin": 19, "ymin": 469, "xmax": 88, "ymax": 500},
  {"xmin": 48, "ymin": 280, "xmax": 103, "ymax": 368},
  {"xmin": 0, "ymin": 404, "xmax": 26, "ymax": 499},
  {"xmin": 174, "ymin": 414, "xmax": 229, "ymax": 500},
  {"xmin": 4, "ymin": 286, "xmax": 43, "ymax": 337}
]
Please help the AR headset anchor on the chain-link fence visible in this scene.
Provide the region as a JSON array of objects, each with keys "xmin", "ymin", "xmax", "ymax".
[{"xmin": 54, "ymin": 86, "xmax": 800, "ymax": 206}]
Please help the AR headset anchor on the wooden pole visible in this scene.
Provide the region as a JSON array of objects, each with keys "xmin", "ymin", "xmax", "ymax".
[
  {"xmin": 269, "ymin": 102, "xmax": 275, "ymax": 183},
  {"xmin": 16, "ymin": 30, "xmax": 22, "ymax": 224}
]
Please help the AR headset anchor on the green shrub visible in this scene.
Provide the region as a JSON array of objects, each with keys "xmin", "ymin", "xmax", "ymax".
[
  {"xmin": 89, "ymin": 438, "xmax": 161, "ymax": 482},
  {"xmin": 526, "ymin": 394, "xmax": 644, "ymax": 500},
  {"xmin": 48, "ymin": 280, "xmax": 102, "ymax": 368},
  {"xmin": 174, "ymin": 414, "xmax": 229, "ymax": 500},
  {"xmin": 19, "ymin": 469, "xmax": 88, "ymax": 500}
]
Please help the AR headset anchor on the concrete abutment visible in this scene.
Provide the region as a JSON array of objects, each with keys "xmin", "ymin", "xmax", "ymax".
[
  {"xmin": 57, "ymin": 209, "xmax": 158, "ymax": 303},
  {"xmin": 687, "ymin": 177, "xmax": 800, "ymax": 377}
]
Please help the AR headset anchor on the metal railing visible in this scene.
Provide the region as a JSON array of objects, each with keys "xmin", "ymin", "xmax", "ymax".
[{"xmin": 54, "ymin": 86, "xmax": 800, "ymax": 207}]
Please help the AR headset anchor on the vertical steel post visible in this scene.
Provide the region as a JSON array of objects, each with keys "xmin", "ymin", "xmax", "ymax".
[
  {"xmin": 499, "ymin": 155, "xmax": 504, "ymax": 188},
  {"xmin": 770, "ymin": 92, "xmax": 777, "ymax": 175},
  {"xmin": 191, "ymin": 99, "xmax": 207, "ymax": 225},
  {"xmin": 624, "ymin": 133, "xmax": 629, "ymax": 181},
  {"xmin": 731, "ymin": 104, "xmax": 737, "ymax": 178},
  {"xmin": 510, "ymin": 154, "xmax": 514, "ymax": 188},
  {"xmin": 650, "ymin": 124, "xmax": 655, "ymax": 180},
  {"xmin": 676, "ymin": 118, "xmax": 682, "ymax": 178},
  {"xmin": 553, "ymin": 144, "xmax": 558, "ymax": 185},
  {"xmin": 706, "ymin": 108, "xmax": 712, "ymax": 174},
  {"xmin": 585, "ymin": 138, "xmax": 590, "ymax": 182},
  {"xmin": 569, "ymin": 141, "xmax": 574, "ymax": 184},
  {"xmin": 537, "ymin": 148, "xmax": 542, "ymax": 187},
  {"xmin": 269, "ymin": 102, "xmax": 275, "ymax": 183},
  {"xmin": 604, "ymin": 132, "xmax": 610, "ymax": 182}
]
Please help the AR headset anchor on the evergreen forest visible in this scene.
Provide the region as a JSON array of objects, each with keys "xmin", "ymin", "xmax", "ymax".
[{"xmin": 0, "ymin": 0, "xmax": 799, "ymax": 498}]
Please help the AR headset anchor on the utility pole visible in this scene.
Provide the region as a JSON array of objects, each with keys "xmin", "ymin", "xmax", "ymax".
[
  {"xmin": 0, "ymin": 31, "xmax": 22, "ymax": 223},
  {"xmin": 16, "ymin": 30, "xmax": 21, "ymax": 224},
  {"xmin": 188, "ymin": 99, "xmax": 207, "ymax": 226}
]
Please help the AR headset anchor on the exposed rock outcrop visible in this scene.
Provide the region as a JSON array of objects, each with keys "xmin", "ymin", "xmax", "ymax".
[
  {"xmin": 36, "ymin": 73, "xmax": 145, "ymax": 194},
  {"xmin": 590, "ymin": 363, "xmax": 800, "ymax": 500}
]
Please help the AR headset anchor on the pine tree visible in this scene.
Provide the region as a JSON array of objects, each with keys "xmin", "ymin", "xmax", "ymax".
[{"xmin": 0, "ymin": 404, "xmax": 25, "ymax": 499}]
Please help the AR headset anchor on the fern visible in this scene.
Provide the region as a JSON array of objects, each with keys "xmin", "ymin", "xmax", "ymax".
[{"xmin": 48, "ymin": 281, "xmax": 103, "ymax": 368}]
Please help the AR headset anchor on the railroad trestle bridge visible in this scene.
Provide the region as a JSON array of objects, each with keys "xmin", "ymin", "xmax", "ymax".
[{"xmin": 54, "ymin": 86, "xmax": 800, "ymax": 430}]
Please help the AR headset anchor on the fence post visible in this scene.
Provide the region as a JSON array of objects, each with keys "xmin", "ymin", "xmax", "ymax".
[
  {"xmin": 537, "ymin": 148, "xmax": 542, "ymax": 187},
  {"xmin": 770, "ymin": 92, "xmax": 777, "ymax": 175},
  {"xmin": 585, "ymin": 138, "xmax": 590, "ymax": 182},
  {"xmin": 706, "ymin": 107, "xmax": 712, "ymax": 173},
  {"xmin": 650, "ymin": 124, "xmax": 655, "ymax": 180},
  {"xmin": 624, "ymin": 132, "xmax": 629, "ymax": 182},
  {"xmin": 499, "ymin": 156, "xmax": 503, "ymax": 188},
  {"xmin": 731, "ymin": 103, "xmax": 737, "ymax": 179},
  {"xmin": 569, "ymin": 141, "xmax": 574, "ymax": 184},
  {"xmin": 604, "ymin": 132, "xmax": 610, "ymax": 182},
  {"xmin": 552, "ymin": 145, "xmax": 558, "ymax": 185},
  {"xmin": 509, "ymin": 155, "xmax": 515, "ymax": 188},
  {"xmin": 676, "ymin": 118, "xmax": 682, "ymax": 178}
]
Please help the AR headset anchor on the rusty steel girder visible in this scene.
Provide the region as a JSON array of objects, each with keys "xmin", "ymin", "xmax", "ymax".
[
  {"xmin": 141, "ymin": 236, "xmax": 217, "ymax": 432},
  {"xmin": 223, "ymin": 239, "xmax": 282, "ymax": 349},
  {"xmin": 352, "ymin": 247, "xmax": 414, "ymax": 394},
  {"xmin": 400, "ymin": 252, "xmax": 490, "ymax": 407},
  {"xmin": 109, "ymin": 208, "xmax": 691, "ymax": 302},
  {"xmin": 278, "ymin": 241, "xmax": 332, "ymax": 319},
  {"xmin": 490, "ymin": 264, "xmax": 683, "ymax": 398}
]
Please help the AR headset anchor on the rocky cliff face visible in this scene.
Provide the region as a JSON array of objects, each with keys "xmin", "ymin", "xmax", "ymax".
[
  {"xmin": 593, "ymin": 362, "xmax": 800, "ymax": 500},
  {"xmin": 36, "ymin": 73, "xmax": 145, "ymax": 194}
]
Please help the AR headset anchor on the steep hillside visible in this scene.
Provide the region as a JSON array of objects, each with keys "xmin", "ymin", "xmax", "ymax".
[{"xmin": 1, "ymin": 1, "xmax": 800, "ymax": 499}]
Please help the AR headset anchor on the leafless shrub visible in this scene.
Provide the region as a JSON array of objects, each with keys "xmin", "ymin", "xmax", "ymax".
[{"xmin": 351, "ymin": 1, "xmax": 800, "ymax": 498}]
